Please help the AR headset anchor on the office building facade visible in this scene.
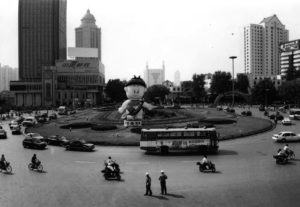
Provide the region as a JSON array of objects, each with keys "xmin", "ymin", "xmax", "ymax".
[
  {"xmin": 144, "ymin": 63, "xmax": 165, "ymax": 87},
  {"xmin": 0, "ymin": 64, "xmax": 18, "ymax": 92},
  {"xmin": 280, "ymin": 40, "xmax": 300, "ymax": 80},
  {"xmin": 18, "ymin": 0, "xmax": 67, "ymax": 81},
  {"xmin": 75, "ymin": 9, "xmax": 101, "ymax": 61},
  {"xmin": 244, "ymin": 15, "xmax": 288, "ymax": 87}
]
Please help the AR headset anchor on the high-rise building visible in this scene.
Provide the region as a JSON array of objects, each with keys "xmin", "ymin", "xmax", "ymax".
[
  {"xmin": 144, "ymin": 62, "xmax": 165, "ymax": 87},
  {"xmin": 244, "ymin": 15, "xmax": 288, "ymax": 87},
  {"xmin": 174, "ymin": 70, "xmax": 181, "ymax": 86},
  {"xmin": 75, "ymin": 9, "xmax": 101, "ymax": 61},
  {"xmin": 0, "ymin": 64, "xmax": 18, "ymax": 92},
  {"xmin": 18, "ymin": 0, "xmax": 67, "ymax": 81}
]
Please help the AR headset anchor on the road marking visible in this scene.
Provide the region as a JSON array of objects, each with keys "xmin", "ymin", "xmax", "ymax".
[{"xmin": 75, "ymin": 161, "xmax": 96, "ymax": 164}]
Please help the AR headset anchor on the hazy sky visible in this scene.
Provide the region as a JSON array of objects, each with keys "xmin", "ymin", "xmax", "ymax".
[{"xmin": 0, "ymin": 0, "xmax": 300, "ymax": 82}]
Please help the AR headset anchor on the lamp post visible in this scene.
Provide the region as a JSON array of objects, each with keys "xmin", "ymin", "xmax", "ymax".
[{"xmin": 229, "ymin": 56, "xmax": 237, "ymax": 107}]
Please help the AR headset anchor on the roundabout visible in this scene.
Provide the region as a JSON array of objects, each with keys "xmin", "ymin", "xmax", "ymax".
[{"xmin": 28, "ymin": 107, "xmax": 273, "ymax": 146}]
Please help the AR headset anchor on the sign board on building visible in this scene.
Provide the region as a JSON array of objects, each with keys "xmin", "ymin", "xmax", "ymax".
[
  {"xmin": 280, "ymin": 40, "xmax": 300, "ymax": 52},
  {"xmin": 55, "ymin": 59, "xmax": 99, "ymax": 73}
]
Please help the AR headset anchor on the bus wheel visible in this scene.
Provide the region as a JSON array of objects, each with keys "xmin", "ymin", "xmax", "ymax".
[{"xmin": 160, "ymin": 146, "xmax": 169, "ymax": 155}]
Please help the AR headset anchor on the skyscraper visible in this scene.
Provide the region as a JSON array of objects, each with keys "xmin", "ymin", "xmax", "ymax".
[
  {"xmin": 18, "ymin": 0, "xmax": 67, "ymax": 81},
  {"xmin": 75, "ymin": 9, "xmax": 101, "ymax": 61},
  {"xmin": 244, "ymin": 15, "xmax": 288, "ymax": 85}
]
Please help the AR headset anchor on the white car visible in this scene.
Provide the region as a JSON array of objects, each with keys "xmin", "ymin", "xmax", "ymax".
[
  {"xmin": 281, "ymin": 118, "xmax": 292, "ymax": 125},
  {"xmin": 272, "ymin": 131, "xmax": 300, "ymax": 142},
  {"xmin": 22, "ymin": 117, "xmax": 37, "ymax": 126}
]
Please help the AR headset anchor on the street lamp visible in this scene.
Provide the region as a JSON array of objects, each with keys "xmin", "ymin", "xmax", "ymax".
[{"xmin": 229, "ymin": 56, "xmax": 237, "ymax": 107}]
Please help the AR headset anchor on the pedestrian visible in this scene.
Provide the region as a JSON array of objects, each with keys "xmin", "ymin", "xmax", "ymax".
[
  {"xmin": 274, "ymin": 116, "xmax": 277, "ymax": 126},
  {"xmin": 69, "ymin": 127, "xmax": 72, "ymax": 132},
  {"xmin": 144, "ymin": 172, "xmax": 152, "ymax": 196},
  {"xmin": 159, "ymin": 170, "xmax": 168, "ymax": 195}
]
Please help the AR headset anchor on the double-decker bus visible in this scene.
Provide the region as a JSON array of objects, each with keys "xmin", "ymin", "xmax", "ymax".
[
  {"xmin": 289, "ymin": 108, "xmax": 300, "ymax": 120},
  {"xmin": 140, "ymin": 127, "xmax": 219, "ymax": 154}
]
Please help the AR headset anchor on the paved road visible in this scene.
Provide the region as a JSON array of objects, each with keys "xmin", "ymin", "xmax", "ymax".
[{"xmin": 1, "ymin": 109, "xmax": 300, "ymax": 207}]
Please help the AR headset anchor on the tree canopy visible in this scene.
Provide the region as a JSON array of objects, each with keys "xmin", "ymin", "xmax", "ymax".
[
  {"xmin": 251, "ymin": 79, "xmax": 277, "ymax": 105},
  {"xmin": 235, "ymin": 73, "xmax": 250, "ymax": 94},
  {"xmin": 278, "ymin": 79, "xmax": 300, "ymax": 104},
  {"xmin": 192, "ymin": 74, "xmax": 206, "ymax": 102},
  {"xmin": 144, "ymin": 84, "xmax": 170, "ymax": 104},
  {"xmin": 210, "ymin": 71, "xmax": 232, "ymax": 95},
  {"xmin": 104, "ymin": 79, "xmax": 127, "ymax": 102}
]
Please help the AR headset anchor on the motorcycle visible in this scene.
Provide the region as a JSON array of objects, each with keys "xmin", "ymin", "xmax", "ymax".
[
  {"xmin": 196, "ymin": 161, "xmax": 216, "ymax": 172},
  {"xmin": 286, "ymin": 150, "xmax": 295, "ymax": 160},
  {"xmin": 28, "ymin": 160, "xmax": 43, "ymax": 171},
  {"xmin": 101, "ymin": 161, "xmax": 121, "ymax": 180},
  {"xmin": 273, "ymin": 154, "xmax": 288, "ymax": 164},
  {"xmin": 0, "ymin": 162, "xmax": 12, "ymax": 173}
]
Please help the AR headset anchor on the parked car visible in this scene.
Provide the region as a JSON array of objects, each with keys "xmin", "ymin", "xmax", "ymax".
[
  {"xmin": 49, "ymin": 113, "xmax": 57, "ymax": 120},
  {"xmin": 10, "ymin": 122, "xmax": 20, "ymax": 130},
  {"xmin": 216, "ymin": 106, "xmax": 223, "ymax": 111},
  {"xmin": 259, "ymin": 105, "xmax": 265, "ymax": 111},
  {"xmin": 241, "ymin": 110, "xmax": 252, "ymax": 116},
  {"xmin": 272, "ymin": 131, "xmax": 300, "ymax": 142},
  {"xmin": 0, "ymin": 129, "xmax": 7, "ymax": 139},
  {"xmin": 11, "ymin": 125, "xmax": 22, "ymax": 135},
  {"xmin": 65, "ymin": 139, "xmax": 95, "ymax": 151},
  {"xmin": 226, "ymin": 108, "xmax": 235, "ymax": 113},
  {"xmin": 68, "ymin": 110, "xmax": 76, "ymax": 115},
  {"xmin": 281, "ymin": 117, "xmax": 292, "ymax": 125},
  {"xmin": 269, "ymin": 113, "xmax": 284, "ymax": 121},
  {"xmin": 23, "ymin": 137, "xmax": 47, "ymax": 149},
  {"xmin": 25, "ymin": 133, "xmax": 46, "ymax": 142},
  {"xmin": 22, "ymin": 117, "xmax": 37, "ymax": 127},
  {"xmin": 45, "ymin": 135, "xmax": 70, "ymax": 146}
]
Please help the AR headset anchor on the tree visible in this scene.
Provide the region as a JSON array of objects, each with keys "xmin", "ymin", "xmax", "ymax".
[
  {"xmin": 144, "ymin": 84, "xmax": 170, "ymax": 104},
  {"xmin": 210, "ymin": 71, "xmax": 232, "ymax": 95},
  {"xmin": 235, "ymin": 74, "xmax": 250, "ymax": 94},
  {"xmin": 251, "ymin": 79, "xmax": 277, "ymax": 105},
  {"xmin": 278, "ymin": 80, "xmax": 300, "ymax": 105},
  {"xmin": 192, "ymin": 74, "xmax": 206, "ymax": 102},
  {"xmin": 104, "ymin": 79, "xmax": 127, "ymax": 102}
]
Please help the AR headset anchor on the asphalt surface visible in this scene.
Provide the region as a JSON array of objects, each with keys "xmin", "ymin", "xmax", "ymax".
[{"xmin": 1, "ymin": 108, "xmax": 300, "ymax": 207}]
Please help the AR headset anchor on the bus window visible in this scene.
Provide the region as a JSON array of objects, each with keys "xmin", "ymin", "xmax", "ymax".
[
  {"xmin": 170, "ymin": 132, "xmax": 177, "ymax": 137},
  {"xmin": 183, "ymin": 131, "xmax": 195, "ymax": 137}
]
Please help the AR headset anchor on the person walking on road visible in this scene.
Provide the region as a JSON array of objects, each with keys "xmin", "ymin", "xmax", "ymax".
[
  {"xmin": 274, "ymin": 116, "xmax": 278, "ymax": 126},
  {"xmin": 159, "ymin": 170, "xmax": 168, "ymax": 195},
  {"xmin": 144, "ymin": 172, "xmax": 152, "ymax": 196}
]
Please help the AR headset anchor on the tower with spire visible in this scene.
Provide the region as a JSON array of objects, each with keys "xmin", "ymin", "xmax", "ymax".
[{"xmin": 75, "ymin": 9, "xmax": 102, "ymax": 61}]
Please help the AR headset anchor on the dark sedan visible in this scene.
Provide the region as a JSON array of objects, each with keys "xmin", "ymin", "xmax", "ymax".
[
  {"xmin": 45, "ymin": 135, "xmax": 70, "ymax": 146},
  {"xmin": 65, "ymin": 140, "xmax": 95, "ymax": 152},
  {"xmin": 0, "ymin": 129, "xmax": 7, "ymax": 139},
  {"xmin": 23, "ymin": 137, "xmax": 47, "ymax": 149}
]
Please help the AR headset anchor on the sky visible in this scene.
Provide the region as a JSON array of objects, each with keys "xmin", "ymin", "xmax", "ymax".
[{"xmin": 0, "ymin": 0, "xmax": 300, "ymax": 82}]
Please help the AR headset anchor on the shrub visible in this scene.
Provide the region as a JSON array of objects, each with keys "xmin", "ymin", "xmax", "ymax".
[
  {"xmin": 91, "ymin": 124, "xmax": 117, "ymax": 131},
  {"xmin": 60, "ymin": 122, "xmax": 92, "ymax": 129},
  {"xmin": 130, "ymin": 127, "xmax": 142, "ymax": 134},
  {"xmin": 202, "ymin": 117, "xmax": 236, "ymax": 124}
]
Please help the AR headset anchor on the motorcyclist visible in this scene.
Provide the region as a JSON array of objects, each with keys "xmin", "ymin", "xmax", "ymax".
[
  {"xmin": 105, "ymin": 156, "xmax": 114, "ymax": 172},
  {"xmin": 277, "ymin": 148, "xmax": 287, "ymax": 158},
  {"xmin": 0, "ymin": 154, "xmax": 7, "ymax": 170},
  {"xmin": 31, "ymin": 154, "xmax": 40, "ymax": 168},
  {"xmin": 283, "ymin": 144, "xmax": 290, "ymax": 156},
  {"xmin": 201, "ymin": 155, "xmax": 209, "ymax": 169}
]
